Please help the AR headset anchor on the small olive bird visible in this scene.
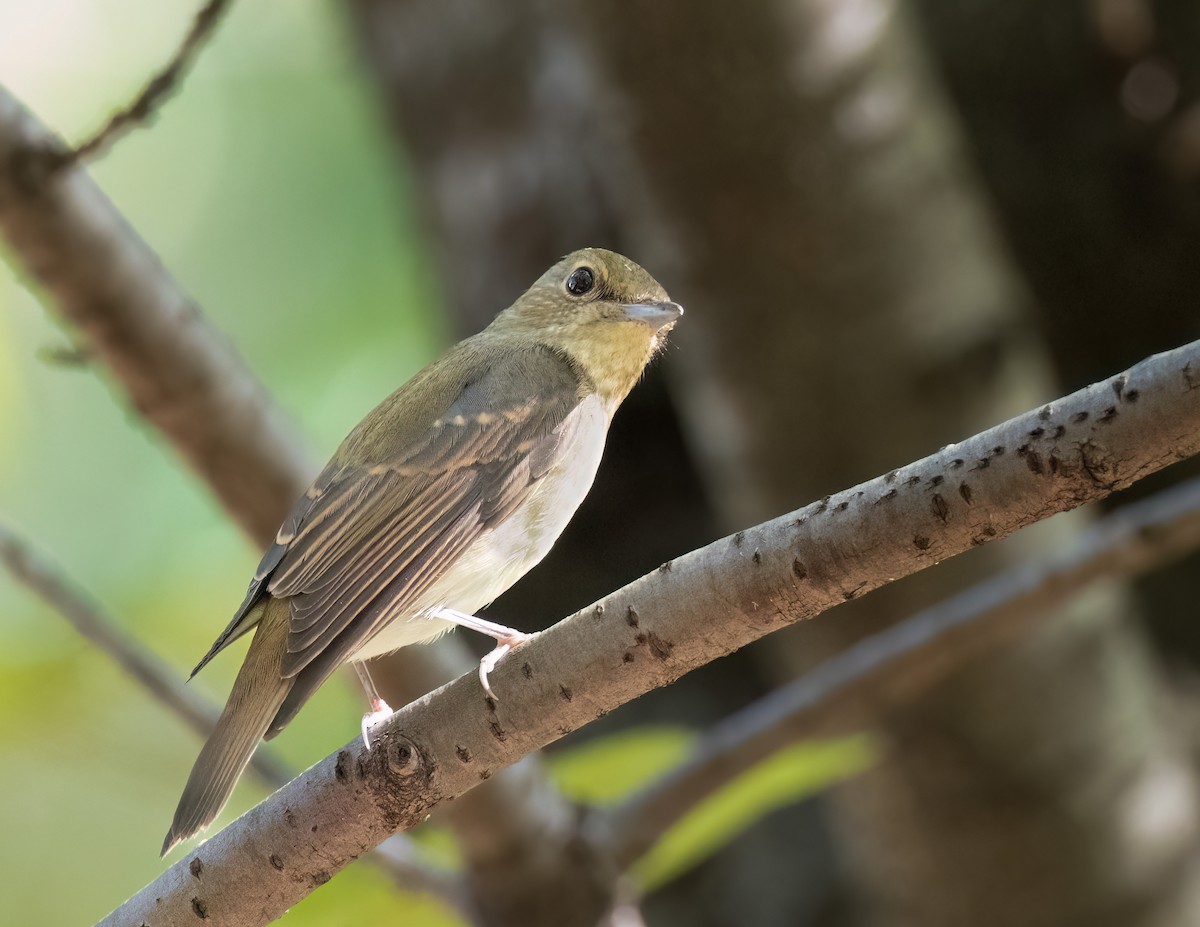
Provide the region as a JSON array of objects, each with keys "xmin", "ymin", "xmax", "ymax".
[{"xmin": 161, "ymin": 248, "xmax": 682, "ymax": 855}]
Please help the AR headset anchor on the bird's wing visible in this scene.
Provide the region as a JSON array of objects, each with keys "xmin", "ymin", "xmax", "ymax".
[{"xmin": 191, "ymin": 342, "xmax": 587, "ymax": 688}]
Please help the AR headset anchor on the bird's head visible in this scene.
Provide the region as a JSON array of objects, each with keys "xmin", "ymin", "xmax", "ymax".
[{"xmin": 494, "ymin": 248, "xmax": 683, "ymax": 408}]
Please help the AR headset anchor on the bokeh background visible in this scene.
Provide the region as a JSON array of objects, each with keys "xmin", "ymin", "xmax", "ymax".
[
  {"xmin": 3, "ymin": 1, "xmax": 1200, "ymax": 925},
  {"xmin": 0, "ymin": 4, "xmax": 450, "ymax": 923}
]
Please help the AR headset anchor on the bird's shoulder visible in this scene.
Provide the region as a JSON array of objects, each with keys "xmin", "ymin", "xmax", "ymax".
[{"xmin": 334, "ymin": 336, "xmax": 592, "ymax": 470}]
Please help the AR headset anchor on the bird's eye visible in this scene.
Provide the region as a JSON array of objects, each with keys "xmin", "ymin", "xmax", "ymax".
[{"xmin": 565, "ymin": 266, "xmax": 595, "ymax": 296}]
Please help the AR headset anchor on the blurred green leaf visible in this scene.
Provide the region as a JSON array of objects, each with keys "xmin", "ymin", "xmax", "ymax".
[
  {"xmin": 548, "ymin": 724, "xmax": 873, "ymax": 892},
  {"xmin": 288, "ymin": 864, "xmax": 463, "ymax": 927},
  {"xmin": 551, "ymin": 725, "xmax": 695, "ymax": 803},
  {"xmin": 409, "ymin": 824, "xmax": 464, "ymax": 872},
  {"xmin": 634, "ymin": 735, "xmax": 875, "ymax": 890}
]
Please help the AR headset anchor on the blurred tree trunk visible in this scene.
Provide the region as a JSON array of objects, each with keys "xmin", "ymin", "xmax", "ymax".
[
  {"xmin": 578, "ymin": 1, "xmax": 1200, "ymax": 926},
  {"xmin": 342, "ymin": 2, "xmax": 836, "ymax": 925},
  {"xmin": 914, "ymin": 0, "xmax": 1200, "ymax": 659}
]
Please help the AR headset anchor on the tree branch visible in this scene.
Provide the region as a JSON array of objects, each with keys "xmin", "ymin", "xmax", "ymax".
[
  {"xmin": 605, "ymin": 469, "xmax": 1200, "ymax": 867},
  {"xmin": 67, "ymin": 0, "xmax": 235, "ymax": 164},
  {"xmin": 0, "ymin": 83, "xmax": 314, "ymax": 543},
  {"xmin": 98, "ymin": 338, "xmax": 1200, "ymax": 926},
  {"xmin": 374, "ymin": 644, "xmax": 609, "ymax": 924}
]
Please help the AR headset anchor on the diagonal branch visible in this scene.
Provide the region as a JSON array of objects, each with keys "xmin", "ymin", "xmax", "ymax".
[
  {"xmin": 97, "ymin": 338, "xmax": 1200, "ymax": 927},
  {"xmin": 0, "ymin": 84, "xmax": 314, "ymax": 544},
  {"xmin": 604, "ymin": 470, "xmax": 1200, "ymax": 868},
  {"xmin": 68, "ymin": 0, "xmax": 236, "ymax": 164}
]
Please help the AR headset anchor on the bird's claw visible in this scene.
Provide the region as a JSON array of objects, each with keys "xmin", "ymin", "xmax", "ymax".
[
  {"xmin": 478, "ymin": 632, "xmax": 533, "ymax": 701},
  {"xmin": 360, "ymin": 698, "xmax": 393, "ymax": 749}
]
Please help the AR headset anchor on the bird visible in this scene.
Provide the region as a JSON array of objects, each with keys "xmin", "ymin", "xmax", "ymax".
[{"xmin": 161, "ymin": 247, "xmax": 682, "ymax": 855}]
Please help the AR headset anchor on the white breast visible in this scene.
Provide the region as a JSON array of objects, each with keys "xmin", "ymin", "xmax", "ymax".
[{"xmin": 350, "ymin": 392, "xmax": 610, "ymax": 659}]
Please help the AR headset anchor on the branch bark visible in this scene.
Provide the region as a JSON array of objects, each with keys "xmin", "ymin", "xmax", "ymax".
[
  {"xmin": 576, "ymin": 3, "xmax": 1194, "ymax": 922},
  {"xmin": 99, "ymin": 338, "xmax": 1200, "ymax": 926},
  {"xmin": 607, "ymin": 469, "xmax": 1200, "ymax": 867},
  {"xmin": 916, "ymin": 0, "xmax": 1200, "ymax": 662}
]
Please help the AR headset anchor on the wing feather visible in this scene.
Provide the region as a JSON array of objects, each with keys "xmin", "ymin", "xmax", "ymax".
[
  {"xmin": 284, "ymin": 475, "xmax": 472, "ymax": 652},
  {"xmin": 283, "ymin": 492, "xmax": 482, "ymax": 675}
]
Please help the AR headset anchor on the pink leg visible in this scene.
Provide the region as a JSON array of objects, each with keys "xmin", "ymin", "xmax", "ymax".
[
  {"xmin": 427, "ymin": 607, "xmax": 534, "ymax": 699},
  {"xmin": 354, "ymin": 661, "xmax": 393, "ymax": 748}
]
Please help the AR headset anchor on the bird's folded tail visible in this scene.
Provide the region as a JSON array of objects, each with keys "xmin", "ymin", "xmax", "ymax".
[{"xmin": 161, "ymin": 601, "xmax": 291, "ymax": 857}]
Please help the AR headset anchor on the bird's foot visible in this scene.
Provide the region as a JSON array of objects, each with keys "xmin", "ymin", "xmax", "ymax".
[
  {"xmin": 478, "ymin": 631, "xmax": 533, "ymax": 700},
  {"xmin": 361, "ymin": 696, "xmax": 393, "ymax": 749}
]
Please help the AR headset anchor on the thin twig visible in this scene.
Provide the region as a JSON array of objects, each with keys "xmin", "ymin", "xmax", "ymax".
[
  {"xmin": 606, "ymin": 472, "xmax": 1200, "ymax": 866},
  {"xmin": 0, "ymin": 519, "xmax": 291, "ymax": 786},
  {"xmin": 0, "ymin": 520, "xmax": 466, "ymax": 914},
  {"xmin": 67, "ymin": 0, "xmax": 235, "ymax": 165}
]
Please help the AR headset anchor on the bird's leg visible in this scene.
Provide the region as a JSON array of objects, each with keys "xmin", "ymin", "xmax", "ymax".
[
  {"xmin": 353, "ymin": 661, "xmax": 393, "ymax": 748},
  {"xmin": 427, "ymin": 607, "xmax": 534, "ymax": 699}
]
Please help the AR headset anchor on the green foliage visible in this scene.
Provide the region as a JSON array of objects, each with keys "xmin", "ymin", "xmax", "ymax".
[
  {"xmin": 551, "ymin": 725, "xmax": 695, "ymax": 802},
  {"xmin": 632, "ymin": 735, "xmax": 874, "ymax": 889},
  {"xmin": 550, "ymin": 725, "xmax": 873, "ymax": 890},
  {"xmin": 290, "ymin": 866, "xmax": 461, "ymax": 927}
]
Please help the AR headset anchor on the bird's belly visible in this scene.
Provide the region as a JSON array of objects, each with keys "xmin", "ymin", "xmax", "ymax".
[{"xmin": 350, "ymin": 393, "xmax": 609, "ymax": 662}]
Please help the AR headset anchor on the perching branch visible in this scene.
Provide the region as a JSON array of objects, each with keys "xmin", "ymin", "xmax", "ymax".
[
  {"xmin": 605, "ymin": 470, "xmax": 1200, "ymax": 867},
  {"xmin": 0, "ymin": 83, "xmax": 314, "ymax": 543},
  {"xmin": 67, "ymin": 0, "xmax": 236, "ymax": 164},
  {"xmin": 97, "ymin": 338, "xmax": 1200, "ymax": 926},
  {"xmin": 374, "ymin": 645, "xmax": 610, "ymax": 926}
]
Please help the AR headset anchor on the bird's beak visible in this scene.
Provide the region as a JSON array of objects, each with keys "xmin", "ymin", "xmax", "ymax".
[{"xmin": 622, "ymin": 301, "xmax": 684, "ymax": 330}]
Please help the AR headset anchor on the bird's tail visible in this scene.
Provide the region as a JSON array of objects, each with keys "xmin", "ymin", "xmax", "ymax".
[{"xmin": 161, "ymin": 600, "xmax": 291, "ymax": 856}]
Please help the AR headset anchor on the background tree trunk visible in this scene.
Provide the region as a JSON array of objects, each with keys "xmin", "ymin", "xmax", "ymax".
[
  {"xmin": 577, "ymin": 1, "xmax": 1200, "ymax": 925},
  {"xmin": 343, "ymin": 1, "xmax": 806, "ymax": 924},
  {"xmin": 915, "ymin": 0, "xmax": 1200, "ymax": 658},
  {"xmin": 8, "ymin": 0, "xmax": 1200, "ymax": 923}
]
